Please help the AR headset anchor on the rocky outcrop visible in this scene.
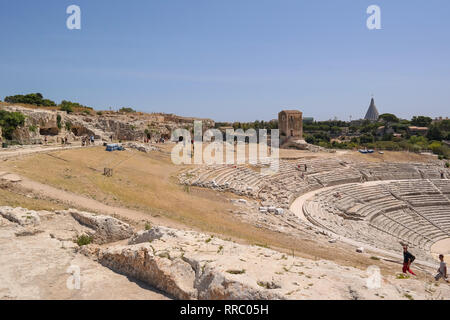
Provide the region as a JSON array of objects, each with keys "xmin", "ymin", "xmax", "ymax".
[
  {"xmin": 128, "ymin": 227, "xmax": 169, "ymax": 244},
  {"xmin": 1, "ymin": 106, "xmax": 60, "ymax": 144},
  {"xmin": 87, "ymin": 225, "xmax": 450, "ymax": 300},
  {"xmin": 99, "ymin": 244, "xmax": 197, "ymax": 299},
  {"xmin": 125, "ymin": 142, "xmax": 159, "ymax": 153},
  {"xmin": 101, "ymin": 227, "xmax": 284, "ymax": 300},
  {"xmin": 65, "ymin": 209, "xmax": 134, "ymax": 244},
  {"xmin": 0, "ymin": 205, "xmax": 449, "ymax": 300},
  {"xmin": 0, "ymin": 206, "xmax": 41, "ymax": 226},
  {"xmin": 1, "ymin": 105, "xmax": 215, "ymax": 145}
]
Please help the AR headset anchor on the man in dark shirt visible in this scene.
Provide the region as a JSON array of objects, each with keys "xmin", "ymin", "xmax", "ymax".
[{"xmin": 402, "ymin": 245, "xmax": 416, "ymax": 276}]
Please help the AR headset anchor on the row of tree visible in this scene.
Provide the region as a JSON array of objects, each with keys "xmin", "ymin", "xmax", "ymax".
[
  {"xmin": 4, "ymin": 93, "xmax": 56, "ymax": 107},
  {"xmin": 215, "ymin": 120, "xmax": 278, "ymax": 131},
  {"xmin": 3, "ymin": 93, "xmax": 92, "ymax": 114}
]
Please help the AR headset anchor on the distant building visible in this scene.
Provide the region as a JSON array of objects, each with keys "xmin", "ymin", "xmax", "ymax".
[
  {"xmin": 278, "ymin": 110, "xmax": 303, "ymax": 139},
  {"xmin": 364, "ymin": 97, "xmax": 380, "ymax": 122},
  {"xmin": 376, "ymin": 126, "xmax": 394, "ymax": 136},
  {"xmin": 433, "ymin": 117, "xmax": 449, "ymax": 123},
  {"xmin": 408, "ymin": 126, "xmax": 429, "ymax": 135}
]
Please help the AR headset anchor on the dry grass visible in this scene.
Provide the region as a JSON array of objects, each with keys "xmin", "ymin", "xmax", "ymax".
[
  {"xmin": 344, "ymin": 150, "xmax": 436, "ymax": 163},
  {"xmin": 4, "ymin": 147, "xmax": 267, "ymax": 239},
  {"xmin": 0, "ymin": 101, "xmax": 93, "ymax": 115},
  {"xmin": 0, "ymin": 187, "xmax": 66, "ymax": 211},
  {"xmin": 2, "ymin": 146, "xmax": 431, "ymax": 275}
]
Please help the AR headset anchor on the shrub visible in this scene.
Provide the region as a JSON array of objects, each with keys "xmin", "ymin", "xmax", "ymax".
[
  {"xmin": 119, "ymin": 107, "xmax": 136, "ymax": 113},
  {"xmin": 60, "ymin": 104, "xmax": 74, "ymax": 114},
  {"xmin": 446, "ymin": 162, "xmax": 450, "ymax": 168},
  {"xmin": 4, "ymin": 93, "xmax": 56, "ymax": 106},
  {"xmin": 56, "ymin": 115, "xmax": 62, "ymax": 130},
  {"xmin": 59, "ymin": 100, "xmax": 91, "ymax": 113},
  {"xmin": 76, "ymin": 234, "xmax": 93, "ymax": 246},
  {"xmin": 226, "ymin": 269, "xmax": 246, "ymax": 275},
  {"xmin": 0, "ymin": 110, "xmax": 26, "ymax": 140},
  {"xmin": 257, "ymin": 280, "xmax": 280, "ymax": 289}
]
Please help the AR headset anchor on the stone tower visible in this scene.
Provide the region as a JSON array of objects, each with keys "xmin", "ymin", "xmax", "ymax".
[
  {"xmin": 278, "ymin": 110, "xmax": 303, "ymax": 139},
  {"xmin": 364, "ymin": 97, "xmax": 379, "ymax": 121}
]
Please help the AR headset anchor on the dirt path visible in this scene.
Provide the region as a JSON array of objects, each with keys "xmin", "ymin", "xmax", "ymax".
[
  {"xmin": 0, "ymin": 144, "xmax": 89, "ymax": 160},
  {"xmin": 15, "ymin": 175, "xmax": 186, "ymax": 230}
]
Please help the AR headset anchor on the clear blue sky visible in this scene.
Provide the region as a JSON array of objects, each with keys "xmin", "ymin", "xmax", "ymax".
[{"xmin": 0, "ymin": 0, "xmax": 449, "ymax": 122}]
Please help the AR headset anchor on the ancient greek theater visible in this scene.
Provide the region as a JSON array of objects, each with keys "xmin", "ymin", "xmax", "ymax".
[
  {"xmin": 181, "ymin": 159, "xmax": 450, "ymax": 265},
  {"xmin": 2, "ymin": 2, "xmax": 450, "ymax": 307},
  {"xmin": 1, "ymin": 102, "xmax": 449, "ymax": 301}
]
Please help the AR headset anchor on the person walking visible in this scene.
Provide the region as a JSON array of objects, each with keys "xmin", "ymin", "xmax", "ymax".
[{"xmin": 402, "ymin": 245, "xmax": 416, "ymax": 276}]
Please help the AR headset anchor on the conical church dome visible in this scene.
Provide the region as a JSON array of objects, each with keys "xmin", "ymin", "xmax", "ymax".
[{"xmin": 364, "ymin": 98, "xmax": 379, "ymax": 121}]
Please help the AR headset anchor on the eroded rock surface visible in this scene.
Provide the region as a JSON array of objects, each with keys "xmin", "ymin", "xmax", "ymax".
[
  {"xmin": 1, "ymin": 206, "xmax": 449, "ymax": 300},
  {"xmin": 65, "ymin": 209, "xmax": 134, "ymax": 244},
  {"xmin": 0, "ymin": 207, "xmax": 168, "ymax": 300},
  {"xmin": 0, "ymin": 206, "xmax": 40, "ymax": 226},
  {"xmin": 91, "ymin": 226, "xmax": 450, "ymax": 300}
]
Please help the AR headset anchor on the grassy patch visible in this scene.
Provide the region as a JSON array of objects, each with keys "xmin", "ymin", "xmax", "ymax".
[
  {"xmin": 404, "ymin": 293, "xmax": 414, "ymax": 300},
  {"xmin": 257, "ymin": 281, "xmax": 280, "ymax": 289},
  {"xmin": 157, "ymin": 252, "xmax": 171, "ymax": 260},
  {"xmin": 226, "ymin": 269, "xmax": 246, "ymax": 275},
  {"xmin": 0, "ymin": 188, "xmax": 66, "ymax": 211},
  {"xmin": 76, "ymin": 235, "xmax": 93, "ymax": 246}
]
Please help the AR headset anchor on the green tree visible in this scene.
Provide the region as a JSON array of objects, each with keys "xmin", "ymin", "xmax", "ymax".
[
  {"xmin": 56, "ymin": 115, "xmax": 62, "ymax": 130},
  {"xmin": 411, "ymin": 116, "xmax": 432, "ymax": 127},
  {"xmin": 427, "ymin": 125, "xmax": 443, "ymax": 141},
  {"xmin": 0, "ymin": 110, "xmax": 26, "ymax": 140},
  {"xmin": 118, "ymin": 107, "xmax": 136, "ymax": 113},
  {"xmin": 4, "ymin": 93, "xmax": 56, "ymax": 106},
  {"xmin": 379, "ymin": 113, "xmax": 399, "ymax": 123}
]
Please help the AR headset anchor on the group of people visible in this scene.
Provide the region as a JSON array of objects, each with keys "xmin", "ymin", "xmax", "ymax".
[
  {"xmin": 402, "ymin": 245, "xmax": 448, "ymax": 283},
  {"xmin": 59, "ymin": 136, "xmax": 69, "ymax": 145},
  {"xmin": 81, "ymin": 135, "xmax": 95, "ymax": 146},
  {"xmin": 143, "ymin": 136, "xmax": 165, "ymax": 144}
]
